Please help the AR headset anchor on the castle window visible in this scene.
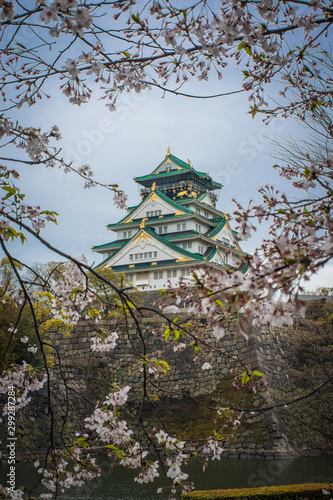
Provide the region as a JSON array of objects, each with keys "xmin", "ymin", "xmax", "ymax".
[
  {"xmin": 154, "ymin": 271, "xmax": 163, "ymax": 279},
  {"xmin": 177, "ymin": 223, "xmax": 186, "ymax": 232},
  {"xmin": 129, "ymin": 251, "xmax": 158, "ymax": 261},
  {"xmin": 196, "ymin": 224, "xmax": 201, "ymax": 233},
  {"xmin": 221, "ymin": 237, "xmax": 230, "ymax": 244},
  {"xmin": 146, "ymin": 210, "xmax": 162, "ymax": 217},
  {"xmin": 198, "ymin": 245, "xmax": 204, "ymax": 255},
  {"xmin": 123, "ymin": 231, "xmax": 127, "ymax": 239},
  {"xmin": 183, "ymin": 242, "xmax": 192, "ymax": 249},
  {"xmin": 128, "ymin": 274, "xmax": 134, "ymax": 281}
]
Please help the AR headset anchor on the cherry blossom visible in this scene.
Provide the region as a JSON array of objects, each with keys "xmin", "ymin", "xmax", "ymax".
[{"xmin": 91, "ymin": 331, "xmax": 119, "ymax": 352}]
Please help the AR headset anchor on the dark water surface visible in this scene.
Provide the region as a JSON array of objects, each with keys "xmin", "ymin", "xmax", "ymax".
[{"xmin": 1, "ymin": 455, "xmax": 332, "ymax": 499}]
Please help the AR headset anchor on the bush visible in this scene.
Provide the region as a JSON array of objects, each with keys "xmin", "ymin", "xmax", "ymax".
[{"xmin": 181, "ymin": 483, "xmax": 333, "ymax": 499}]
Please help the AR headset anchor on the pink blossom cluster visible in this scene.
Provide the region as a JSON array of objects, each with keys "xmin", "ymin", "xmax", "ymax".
[
  {"xmin": 0, "ymin": 2, "xmax": 330, "ymax": 119},
  {"xmin": 49, "ymin": 259, "xmax": 95, "ymax": 326},
  {"xmin": 33, "ymin": 447, "xmax": 99, "ymax": 497},
  {"xmin": 0, "ymin": 362, "xmax": 47, "ymax": 419},
  {"xmin": 91, "ymin": 331, "xmax": 119, "ymax": 352}
]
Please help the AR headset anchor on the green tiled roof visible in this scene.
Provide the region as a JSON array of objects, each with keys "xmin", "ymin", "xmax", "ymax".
[
  {"xmin": 155, "ymin": 153, "xmax": 191, "ymax": 171},
  {"xmin": 96, "ymin": 227, "xmax": 205, "ymax": 269},
  {"xmin": 164, "ymin": 230, "xmax": 199, "ymax": 240},
  {"xmin": 94, "ymin": 253, "xmax": 113, "ymax": 268},
  {"xmin": 134, "ymin": 153, "xmax": 222, "ymax": 188},
  {"xmin": 209, "ymin": 217, "xmax": 227, "ymax": 237},
  {"xmin": 93, "ymin": 240, "xmax": 127, "ymax": 250},
  {"xmin": 107, "ymin": 213, "xmax": 191, "ymax": 230},
  {"xmin": 205, "ymin": 246, "xmax": 218, "ymax": 261}
]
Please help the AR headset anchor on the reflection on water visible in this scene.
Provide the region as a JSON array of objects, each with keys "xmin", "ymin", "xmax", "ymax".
[{"xmin": 0, "ymin": 455, "xmax": 332, "ymax": 499}]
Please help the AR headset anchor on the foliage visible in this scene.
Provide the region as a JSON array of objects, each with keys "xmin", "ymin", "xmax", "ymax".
[{"xmin": 182, "ymin": 483, "xmax": 333, "ymax": 499}]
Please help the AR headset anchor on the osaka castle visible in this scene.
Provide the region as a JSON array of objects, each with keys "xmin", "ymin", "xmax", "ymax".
[{"xmin": 93, "ymin": 150, "xmax": 249, "ymax": 291}]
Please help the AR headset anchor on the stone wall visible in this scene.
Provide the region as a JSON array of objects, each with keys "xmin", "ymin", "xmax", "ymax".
[{"xmin": 1, "ymin": 302, "xmax": 332, "ymax": 462}]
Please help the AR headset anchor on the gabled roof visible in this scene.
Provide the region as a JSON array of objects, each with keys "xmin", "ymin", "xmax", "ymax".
[
  {"xmin": 95, "ymin": 226, "xmax": 205, "ymax": 269},
  {"xmin": 144, "ymin": 227, "xmax": 204, "ymax": 261},
  {"xmin": 152, "ymin": 153, "xmax": 192, "ymax": 174},
  {"xmin": 197, "ymin": 192, "xmax": 216, "ymax": 206},
  {"xmin": 177, "ymin": 198, "xmax": 227, "ymax": 219},
  {"xmin": 209, "ymin": 217, "xmax": 227, "ymax": 237},
  {"xmin": 107, "ymin": 189, "xmax": 193, "ymax": 228},
  {"xmin": 154, "ymin": 189, "xmax": 194, "ymax": 214},
  {"xmin": 134, "ymin": 153, "xmax": 222, "ymax": 189},
  {"xmin": 209, "ymin": 217, "xmax": 242, "ymax": 251}
]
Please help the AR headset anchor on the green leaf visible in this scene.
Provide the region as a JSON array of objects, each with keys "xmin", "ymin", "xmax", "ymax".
[
  {"xmin": 18, "ymin": 232, "xmax": 26, "ymax": 245},
  {"xmin": 238, "ymin": 41, "xmax": 247, "ymax": 50},
  {"xmin": 2, "ymin": 185, "xmax": 16, "ymax": 199},
  {"xmin": 238, "ymin": 41, "xmax": 252, "ymax": 56},
  {"xmin": 131, "ymin": 12, "xmax": 141, "ymax": 24},
  {"xmin": 88, "ymin": 308, "xmax": 100, "ymax": 319},
  {"xmin": 241, "ymin": 372, "xmax": 250, "ymax": 384},
  {"xmin": 245, "ymin": 45, "xmax": 252, "ymax": 56},
  {"xmin": 154, "ymin": 359, "xmax": 170, "ymax": 374},
  {"xmin": 70, "ymin": 286, "xmax": 80, "ymax": 300},
  {"xmin": 5, "ymin": 227, "xmax": 18, "ymax": 241},
  {"xmin": 164, "ymin": 328, "xmax": 170, "ymax": 341},
  {"xmin": 174, "ymin": 330, "xmax": 180, "ymax": 341},
  {"xmin": 303, "ymin": 64, "xmax": 314, "ymax": 76},
  {"xmin": 252, "ymin": 370, "xmax": 264, "ymax": 377}
]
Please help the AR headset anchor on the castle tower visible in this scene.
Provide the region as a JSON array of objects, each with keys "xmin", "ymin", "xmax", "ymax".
[{"xmin": 93, "ymin": 150, "xmax": 249, "ymax": 290}]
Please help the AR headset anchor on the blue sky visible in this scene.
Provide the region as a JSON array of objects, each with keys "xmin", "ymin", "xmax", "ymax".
[{"xmin": 3, "ymin": 58, "xmax": 333, "ymax": 290}]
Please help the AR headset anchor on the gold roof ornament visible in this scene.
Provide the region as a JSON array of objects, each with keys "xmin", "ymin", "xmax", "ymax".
[
  {"xmin": 187, "ymin": 158, "xmax": 191, "ymax": 166},
  {"xmin": 167, "ymin": 146, "xmax": 170, "ymax": 156},
  {"xmin": 140, "ymin": 218, "xmax": 147, "ymax": 229},
  {"xmin": 152, "ymin": 181, "xmax": 156, "ymax": 191}
]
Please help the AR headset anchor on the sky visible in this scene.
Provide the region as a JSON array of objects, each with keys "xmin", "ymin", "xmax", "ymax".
[{"xmin": 2, "ymin": 48, "xmax": 333, "ymax": 291}]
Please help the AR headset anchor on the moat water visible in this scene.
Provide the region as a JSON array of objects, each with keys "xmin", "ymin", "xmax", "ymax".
[{"xmin": 1, "ymin": 455, "xmax": 332, "ymax": 499}]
